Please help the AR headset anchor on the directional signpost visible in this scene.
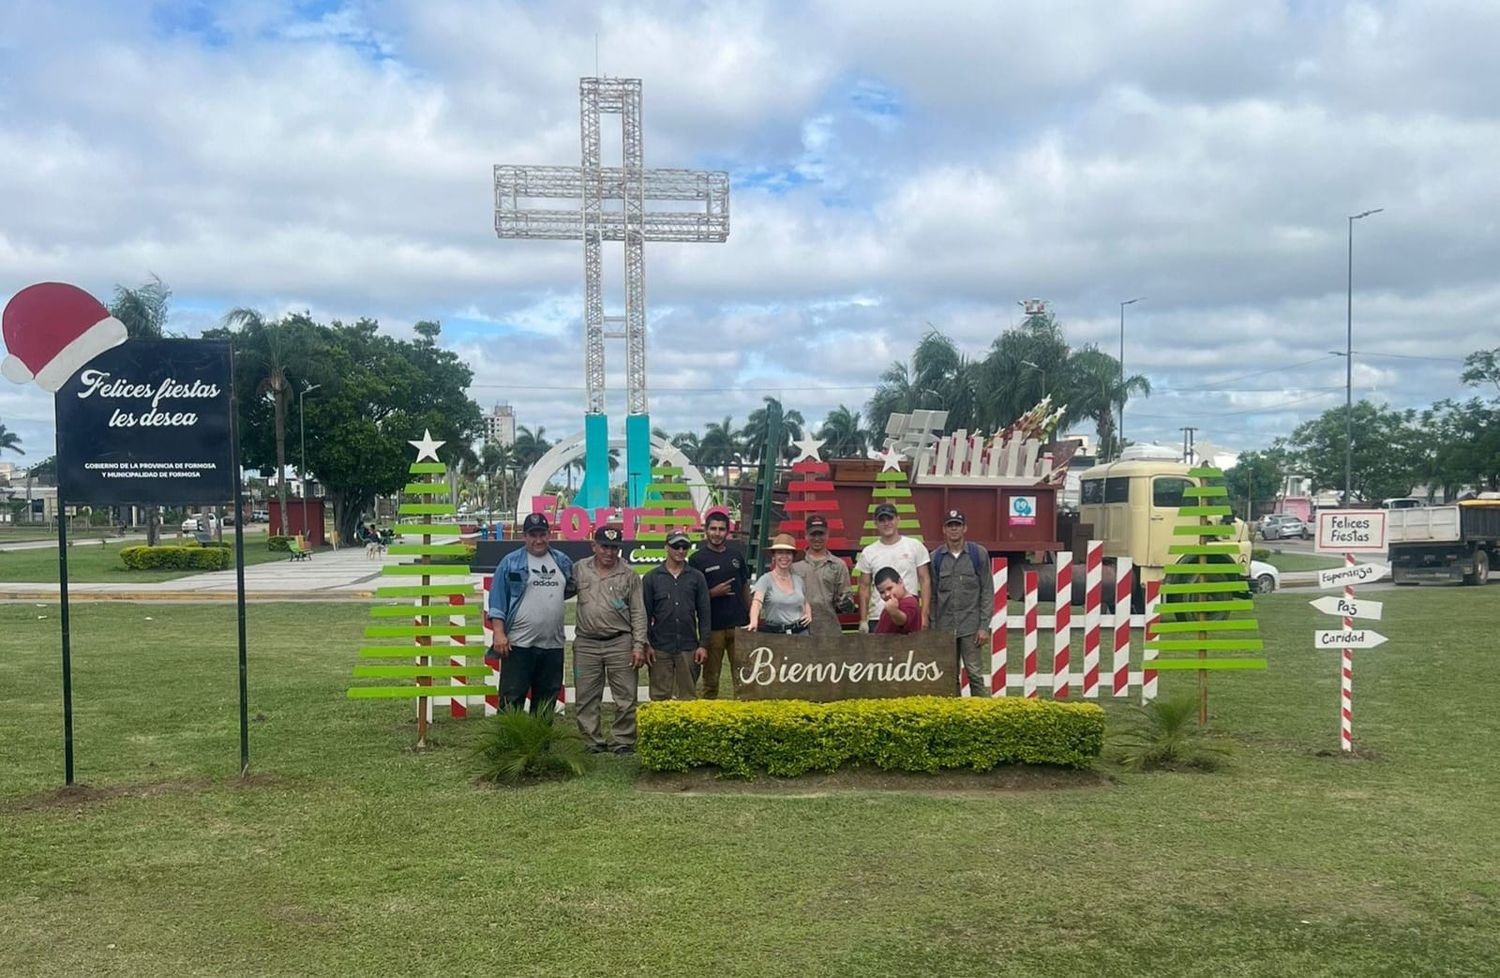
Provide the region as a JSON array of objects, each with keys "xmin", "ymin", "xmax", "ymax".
[{"xmin": 1313, "ymin": 509, "xmax": 1389, "ymax": 752}]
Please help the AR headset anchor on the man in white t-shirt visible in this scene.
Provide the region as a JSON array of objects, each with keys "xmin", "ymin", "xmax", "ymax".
[{"xmin": 855, "ymin": 502, "xmax": 931, "ymax": 632}]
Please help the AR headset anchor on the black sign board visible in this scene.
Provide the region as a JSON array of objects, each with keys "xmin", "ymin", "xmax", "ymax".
[{"xmin": 55, "ymin": 339, "xmax": 234, "ymax": 504}]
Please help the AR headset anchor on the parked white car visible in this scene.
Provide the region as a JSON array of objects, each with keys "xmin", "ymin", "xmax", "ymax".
[
  {"xmin": 181, "ymin": 514, "xmax": 220, "ymax": 533},
  {"xmin": 1249, "ymin": 560, "xmax": 1280, "ymax": 594}
]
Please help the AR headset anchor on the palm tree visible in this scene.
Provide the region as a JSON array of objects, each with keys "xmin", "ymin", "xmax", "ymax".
[
  {"xmin": 699, "ymin": 416, "xmax": 742, "ymax": 484},
  {"xmin": 817, "ymin": 404, "xmax": 866, "ymax": 458},
  {"xmin": 743, "ymin": 397, "xmax": 806, "ymax": 464},
  {"xmin": 866, "ymin": 329, "xmax": 974, "ymax": 436},
  {"xmin": 1064, "ymin": 346, "xmax": 1151, "ymax": 459},
  {"xmin": 110, "ymin": 276, "xmax": 171, "ymax": 339},
  {"xmin": 0, "ymin": 423, "xmax": 22, "ymax": 456},
  {"xmin": 221, "ymin": 309, "xmax": 321, "ymax": 535},
  {"xmin": 670, "ymin": 430, "xmax": 701, "ymax": 465},
  {"xmin": 512, "ymin": 425, "xmax": 552, "ymax": 475}
]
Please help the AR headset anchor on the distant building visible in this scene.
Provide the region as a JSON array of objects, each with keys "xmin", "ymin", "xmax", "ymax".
[{"xmin": 484, "ymin": 402, "xmax": 516, "ymax": 447}]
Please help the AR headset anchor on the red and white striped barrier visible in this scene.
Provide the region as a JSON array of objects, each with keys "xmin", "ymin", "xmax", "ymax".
[
  {"xmin": 448, "ymin": 593, "xmax": 468, "ymax": 719},
  {"xmin": 990, "ymin": 557, "xmax": 1008, "ymax": 696},
  {"xmin": 1023, "ymin": 570, "xmax": 1039, "ymax": 698},
  {"xmin": 1142, "ymin": 578, "xmax": 1160, "ymax": 703},
  {"xmin": 1111, "ymin": 558, "xmax": 1134, "ymax": 697},
  {"xmin": 1052, "ymin": 551, "xmax": 1072, "ymax": 698},
  {"xmin": 1082, "ymin": 542, "xmax": 1102, "ymax": 698},
  {"xmin": 1341, "ymin": 552, "xmax": 1354, "ymax": 752}
]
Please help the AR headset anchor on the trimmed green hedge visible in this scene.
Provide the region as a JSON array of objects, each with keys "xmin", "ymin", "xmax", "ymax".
[
  {"xmin": 267, "ymin": 535, "xmax": 293, "ymax": 552},
  {"xmin": 638, "ymin": 696, "xmax": 1105, "ymax": 777},
  {"xmin": 120, "ymin": 545, "xmax": 231, "ymax": 571}
]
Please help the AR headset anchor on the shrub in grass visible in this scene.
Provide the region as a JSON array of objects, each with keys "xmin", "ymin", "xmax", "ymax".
[
  {"xmin": 1252, "ymin": 547, "xmax": 1272, "ymax": 561},
  {"xmin": 472, "ymin": 708, "xmax": 591, "ymax": 785},
  {"xmin": 637, "ymin": 696, "xmax": 1105, "ymax": 778},
  {"xmin": 119, "ymin": 545, "xmax": 231, "ymax": 572},
  {"xmin": 267, "ymin": 536, "xmax": 293, "ymax": 552},
  {"xmin": 1110, "ymin": 695, "xmax": 1232, "ymax": 772}
]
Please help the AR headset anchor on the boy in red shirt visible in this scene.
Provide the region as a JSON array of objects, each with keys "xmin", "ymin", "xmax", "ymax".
[{"xmin": 872, "ymin": 567, "xmax": 922, "ymax": 634}]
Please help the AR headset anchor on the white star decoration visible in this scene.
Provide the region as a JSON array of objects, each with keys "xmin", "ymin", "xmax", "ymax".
[
  {"xmin": 790, "ymin": 435, "xmax": 825, "ymax": 463},
  {"xmin": 408, "ymin": 429, "xmax": 445, "ymax": 462},
  {"xmin": 878, "ymin": 446, "xmax": 905, "ymax": 472}
]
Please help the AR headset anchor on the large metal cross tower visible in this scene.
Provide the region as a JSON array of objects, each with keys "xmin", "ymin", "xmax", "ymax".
[{"xmin": 494, "ymin": 77, "xmax": 729, "ymax": 508}]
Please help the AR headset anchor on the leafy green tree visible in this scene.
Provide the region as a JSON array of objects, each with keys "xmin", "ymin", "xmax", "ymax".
[
  {"xmin": 1461, "ymin": 346, "xmax": 1500, "ymax": 395},
  {"xmin": 1224, "ymin": 449, "xmax": 1287, "ymax": 519},
  {"xmin": 1416, "ymin": 399, "xmax": 1500, "ymax": 499},
  {"xmin": 1285, "ymin": 402, "xmax": 1423, "ymax": 504}
]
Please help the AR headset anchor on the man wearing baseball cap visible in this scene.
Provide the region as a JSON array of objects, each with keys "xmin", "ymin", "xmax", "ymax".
[
  {"xmin": 792, "ymin": 514, "xmax": 853, "ymax": 637},
  {"xmin": 641, "ymin": 530, "xmax": 711, "ymax": 701},
  {"xmin": 571, "ymin": 525, "xmax": 647, "ymax": 753},
  {"xmin": 855, "ymin": 501, "xmax": 931, "ymax": 633},
  {"xmin": 930, "ymin": 509, "xmax": 996, "ymax": 697},
  {"xmin": 486, "ymin": 512, "xmax": 575, "ymax": 715}
]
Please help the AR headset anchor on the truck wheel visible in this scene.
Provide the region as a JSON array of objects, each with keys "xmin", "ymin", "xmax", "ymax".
[{"xmin": 1465, "ymin": 551, "xmax": 1491, "ymax": 586}]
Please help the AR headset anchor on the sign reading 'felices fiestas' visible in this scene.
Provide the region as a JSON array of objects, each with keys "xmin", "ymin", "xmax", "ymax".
[
  {"xmin": 55, "ymin": 339, "xmax": 234, "ymax": 504},
  {"xmin": 732, "ymin": 631, "xmax": 959, "ymax": 701}
]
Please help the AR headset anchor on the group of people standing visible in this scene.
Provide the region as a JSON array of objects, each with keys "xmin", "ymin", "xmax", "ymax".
[{"xmin": 484, "ymin": 505, "xmax": 998, "ymax": 755}]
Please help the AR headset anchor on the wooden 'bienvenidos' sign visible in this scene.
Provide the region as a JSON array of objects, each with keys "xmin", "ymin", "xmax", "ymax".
[{"xmin": 732, "ymin": 631, "xmax": 959, "ymax": 701}]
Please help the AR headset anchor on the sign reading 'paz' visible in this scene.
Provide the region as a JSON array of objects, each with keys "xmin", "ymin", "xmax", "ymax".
[{"xmin": 732, "ymin": 631, "xmax": 959, "ymax": 701}]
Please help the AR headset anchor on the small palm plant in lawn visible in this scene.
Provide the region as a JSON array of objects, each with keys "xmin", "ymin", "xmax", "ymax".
[
  {"xmin": 472, "ymin": 708, "xmax": 591, "ymax": 786},
  {"xmin": 1110, "ymin": 695, "xmax": 1232, "ymax": 772}
]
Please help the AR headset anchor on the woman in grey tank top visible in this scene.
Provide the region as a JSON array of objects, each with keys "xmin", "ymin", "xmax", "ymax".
[{"xmin": 747, "ymin": 534, "xmax": 812, "ymax": 634}]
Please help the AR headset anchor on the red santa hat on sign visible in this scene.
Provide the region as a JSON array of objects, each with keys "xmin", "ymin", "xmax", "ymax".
[{"xmin": 1, "ymin": 282, "xmax": 128, "ymax": 392}]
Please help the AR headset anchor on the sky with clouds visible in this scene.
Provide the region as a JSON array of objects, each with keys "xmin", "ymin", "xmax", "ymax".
[{"xmin": 2, "ymin": 0, "xmax": 1497, "ymax": 464}]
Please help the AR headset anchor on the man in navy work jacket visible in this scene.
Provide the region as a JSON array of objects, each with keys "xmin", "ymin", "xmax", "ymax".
[
  {"xmin": 641, "ymin": 530, "xmax": 711, "ymax": 701},
  {"xmin": 487, "ymin": 512, "xmax": 575, "ymax": 715}
]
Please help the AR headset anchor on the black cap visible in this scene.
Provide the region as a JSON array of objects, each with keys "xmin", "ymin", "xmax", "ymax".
[
  {"xmin": 873, "ymin": 503, "xmax": 898, "ymax": 520},
  {"xmin": 806, "ymin": 514, "xmax": 829, "ymax": 532},
  {"xmin": 665, "ymin": 530, "xmax": 692, "ymax": 548},
  {"xmin": 522, "ymin": 513, "xmax": 550, "ymax": 533},
  {"xmin": 593, "ymin": 525, "xmax": 623, "ymax": 545},
  {"xmin": 944, "ymin": 509, "xmax": 966, "ymax": 526}
]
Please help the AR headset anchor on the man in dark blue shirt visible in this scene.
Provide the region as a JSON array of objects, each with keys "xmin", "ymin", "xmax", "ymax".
[{"xmin": 642, "ymin": 531, "xmax": 711, "ymax": 702}]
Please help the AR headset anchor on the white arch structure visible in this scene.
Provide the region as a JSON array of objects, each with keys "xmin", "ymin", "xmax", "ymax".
[{"xmin": 514, "ymin": 431, "xmax": 713, "ymax": 524}]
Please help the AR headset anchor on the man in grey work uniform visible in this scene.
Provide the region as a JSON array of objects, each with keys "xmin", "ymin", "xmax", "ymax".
[
  {"xmin": 641, "ymin": 530, "xmax": 711, "ymax": 701},
  {"xmin": 930, "ymin": 509, "xmax": 995, "ymax": 697},
  {"xmin": 792, "ymin": 514, "xmax": 853, "ymax": 637},
  {"xmin": 571, "ymin": 525, "xmax": 647, "ymax": 754}
]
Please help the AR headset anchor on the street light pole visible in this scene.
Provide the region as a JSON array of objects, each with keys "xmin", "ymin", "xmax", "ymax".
[
  {"xmin": 1345, "ymin": 209, "xmax": 1382, "ymax": 506},
  {"xmin": 1118, "ymin": 297, "xmax": 1143, "ymax": 460},
  {"xmin": 299, "ymin": 382, "xmax": 321, "ymax": 542}
]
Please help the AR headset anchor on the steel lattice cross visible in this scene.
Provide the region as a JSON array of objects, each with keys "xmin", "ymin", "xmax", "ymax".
[{"xmin": 494, "ymin": 77, "xmax": 729, "ymax": 416}]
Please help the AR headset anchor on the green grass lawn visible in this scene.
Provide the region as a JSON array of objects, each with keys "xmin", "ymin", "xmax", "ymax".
[
  {"xmin": 0, "ymin": 538, "xmax": 288, "ymax": 583},
  {"xmin": 1261, "ymin": 550, "xmax": 1347, "ymax": 573},
  {"xmin": 3, "ymin": 590, "xmax": 1498, "ymax": 976}
]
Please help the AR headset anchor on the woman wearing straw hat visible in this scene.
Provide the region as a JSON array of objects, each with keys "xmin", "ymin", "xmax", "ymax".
[{"xmin": 746, "ymin": 533, "xmax": 813, "ymax": 635}]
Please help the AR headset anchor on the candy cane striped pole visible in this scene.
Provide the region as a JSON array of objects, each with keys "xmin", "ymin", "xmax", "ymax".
[
  {"xmin": 1111, "ymin": 558, "xmax": 1134, "ymax": 697},
  {"xmin": 1053, "ymin": 551, "xmax": 1073, "ymax": 698},
  {"xmin": 990, "ymin": 557, "xmax": 1008, "ymax": 696},
  {"xmin": 449, "ymin": 592, "xmax": 467, "ymax": 719},
  {"xmin": 1082, "ymin": 542, "xmax": 1102, "ymax": 698},
  {"xmin": 1141, "ymin": 578, "xmax": 1160, "ymax": 703},
  {"xmin": 1342, "ymin": 552, "xmax": 1354, "ymax": 752},
  {"xmin": 482, "ymin": 575, "xmax": 499, "ymax": 716},
  {"xmin": 1023, "ymin": 571, "xmax": 1039, "ymax": 698}
]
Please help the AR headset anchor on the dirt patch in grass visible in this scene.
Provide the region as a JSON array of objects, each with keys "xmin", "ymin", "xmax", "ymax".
[
  {"xmin": 5, "ymin": 773, "xmax": 289, "ymax": 814},
  {"xmin": 638, "ymin": 765, "xmax": 1110, "ymax": 797}
]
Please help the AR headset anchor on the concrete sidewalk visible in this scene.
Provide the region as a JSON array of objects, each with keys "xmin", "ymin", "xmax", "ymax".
[{"xmin": 0, "ymin": 548, "xmax": 391, "ymax": 601}]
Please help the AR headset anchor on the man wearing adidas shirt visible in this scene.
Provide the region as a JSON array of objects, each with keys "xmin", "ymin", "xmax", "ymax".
[{"xmin": 487, "ymin": 513, "xmax": 575, "ymax": 715}]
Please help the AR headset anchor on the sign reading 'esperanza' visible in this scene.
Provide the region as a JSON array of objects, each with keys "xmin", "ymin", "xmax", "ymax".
[
  {"xmin": 732, "ymin": 631, "xmax": 960, "ymax": 701},
  {"xmin": 55, "ymin": 339, "xmax": 234, "ymax": 505}
]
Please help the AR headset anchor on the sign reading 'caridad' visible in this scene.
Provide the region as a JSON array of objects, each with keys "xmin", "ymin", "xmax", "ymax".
[
  {"xmin": 55, "ymin": 339, "xmax": 235, "ymax": 505},
  {"xmin": 732, "ymin": 631, "xmax": 959, "ymax": 701}
]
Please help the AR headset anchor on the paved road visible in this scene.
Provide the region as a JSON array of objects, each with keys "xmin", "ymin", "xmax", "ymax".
[
  {"xmin": 0, "ymin": 533, "xmax": 145, "ymax": 552},
  {"xmin": 0, "ymin": 548, "xmax": 390, "ymax": 601}
]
